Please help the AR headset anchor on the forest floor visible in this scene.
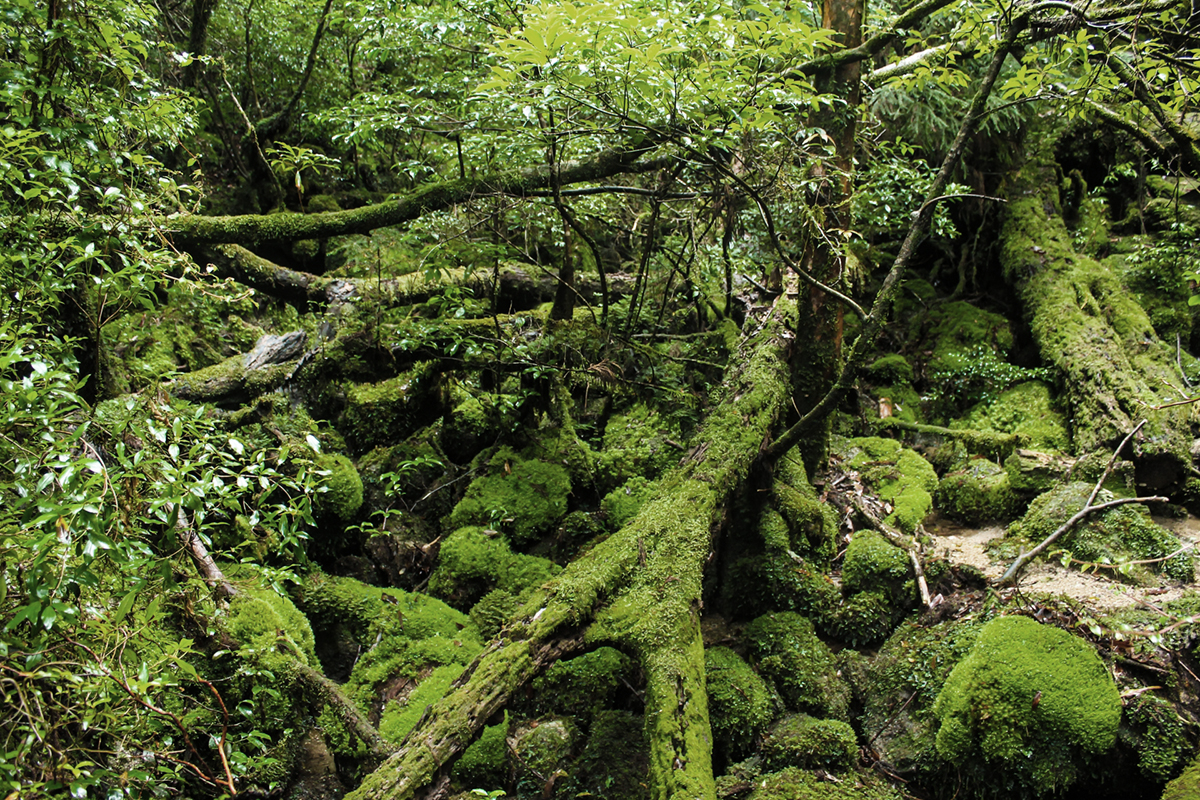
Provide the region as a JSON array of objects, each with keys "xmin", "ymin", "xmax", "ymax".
[{"xmin": 926, "ymin": 513, "xmax": 1200, "ymax": 611}]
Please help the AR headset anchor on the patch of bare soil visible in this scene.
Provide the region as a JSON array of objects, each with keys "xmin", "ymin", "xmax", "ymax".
[{"xmin": 924, "ymin": 513, "xmax": 1200, "ymax": 611}]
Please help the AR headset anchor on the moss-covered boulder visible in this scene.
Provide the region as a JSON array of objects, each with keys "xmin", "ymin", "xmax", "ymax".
[
  {"xmin": 1163, "ymin": 750, "xmax": 1200, "ymax": 800},
  {"xmin": 760, "ymin": 714, "xmax": 858, "ymax": 772},
  {"xmin": 723, "ymin": 550, "xmax": 841, "ymax": 622},
  {"xmin": 448, "ymin": 448, "xmax": 571, "ymax": 546},
  {"xmin": 746, "ymin": 767, "xmax": 902, "ymax": 800},
  {"xmin": 932, "ymin": 615, "xmax": 1121, "ymax": 796},
  {"xmin": 746, "ymin": 612, "xmax": 849, "ymax": 720},
  {"xmin": 510, "ymin": 716, "xmax": 577, "ymax": 789},
  {"xmin": 924, "ymin": 301, "xmax": 1014, "ymax": 375},
  {"xmin": 955, "ymin": 381, "xmax": 1070, "ymax": 453},
  {"xmin": 705, "ymin": 646, "xmax": 775, "ymax": 762},
  {"xmin": 338, "ymin": 363, "xmax": 440, "ymax": 454},
  {"xmin": 451, "ymin": 713, "xmax": 509, "ymax": 790},
  {"xmin": 560, "ymin": 710, "xmax": 650, "ymax": 799},
  {"xmin": 595, "ymin": 402, "xmax": 683, "ymax": 492},
  {"xmin": 842, "ymin": 530, "xmax": 911, "ymax": 599},
  {"xmin": 847, "ymin": 618, "xmax": 983, "ymax": 774},
  {"xmin": 840, "ymin": 437, "xmax": 938, "ymax": 534},
  {"xmin": 935, "ymin": 458, "xmax": 1020, "ymax": 526},
  {"xmin": 774, "ymin": 451, "xmax": 838, "ymax": 566},
  {"xmin": 312, "ymin": 452, "xmax": 364, "ymax": 521},
  {"xmin": 1006, "ymin": 482, "xmax": 1193, "ymax": 583},
  {"xmin": 531, "ymin": 646, "xmax": 632, "ymax": 722},
  {"xmin": 601, "ymin": 475, "xmax": 656, "ymax": 532},
  {"xmin": 428, "ymin": 526, "xmax": 561, "ymax": 609}
]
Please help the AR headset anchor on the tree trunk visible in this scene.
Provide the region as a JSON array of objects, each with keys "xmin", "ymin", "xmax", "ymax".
[{"xmin": 999, "ymin": 130, "xmax": 1196, "ymax": 490}]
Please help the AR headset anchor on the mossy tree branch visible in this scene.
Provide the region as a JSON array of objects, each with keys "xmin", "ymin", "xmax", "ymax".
[
  {"xmin": 347, "ymin": 293, "xmax": 798, "ymax": 800},
  {"xmin": 162, "ymin": 149, "xmax": 670, "ymax": 245}
]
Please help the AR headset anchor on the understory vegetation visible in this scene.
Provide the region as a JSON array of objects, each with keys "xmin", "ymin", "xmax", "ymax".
[{"xmin": 3, "ymin": 0, "xmax": 1200, "ymax": 798}]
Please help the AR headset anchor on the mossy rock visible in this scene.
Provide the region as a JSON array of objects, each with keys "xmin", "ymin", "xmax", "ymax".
[
  {"xmin": 510, "ymin": 716, "xmax": 577, "ymax": 787},
  {"xmin": 452, "ymin": 713, "xmax": 509, "ymax": 790},
  {"xmin": 531, "ymin": 646, "xmax": 632, "ymax": 722},
  {"xmin": 867, "ymin": 354, "xmax": 914, "ymax": 385},
  {"xmin": 849, "ymin": 618, "xmax": 984, "ymax": 774},
  {"xmin": 428, "ymin": 526, "xmax": 562, "ymax": 610},
  {"xmin": 825, "ymin": 590, "xmax": 898, "ymax": 649},
  {"xmin": 338, "ymin": 363, "xmax": 440, "ymax": 453},
  {"xmin": 935, "ymin": 458, "xmax": 1020, "ymax": 526},
  {"xmin": 1007, "ymin": 482, "xmax": 1193, "ymax": 583},
  {"xmin": 705, "ymin": 646, "xmax": 776, "ymax": 762},
  {"xmin": 469, "ymin": 588, "xmax": 520, "ymax": 639},
  {"xmin": 954, "ymin": 380, "xmax": 1069, "ymax": 453},
  {"xmin": 723, "ymin": 552, "xmax": 840, "ymax": 623},
  {"xmin": 1162, "ymin": 749, "xmax": 1200, "ymax": 800},
  {"xmin": 842, "ymin": 530, "xmax": 911, "ymax": 599},
  {"xmin": 747, "ymin": 767, "xmax": 902, "ymax": 800},
  {"xmin": 924, "ymin": 300, "xmax": 1014, "ymax": 374},
  {"xmin": 760, "ymin": 714, "xmax": 858, "ymax": 773},
  {"xmin": 448, "ymin": 448, "xmax": 571, "ymax": 547},
  {"xmin": 440, "ymin": 389, "xmax": 495, "ymax": 463},
  {"xmin": 312, "ymin": 452, "xmax": 364, "ymax": 521},
  {"xmin": 600, "ymin": 475, "xmax": 656, "ymax": 532},
  {"xmin": 378, "ymin": 663, "xmax": 466, "ymax": 743},
  {"xmin": 560, "ymin": 710, "xmax": 650, "ymax": 799},
  {"xmin": 1123, "ymin": 693, "xmax": 1191, "ymax": 783},
  {"xmin": 840, "ymin": 437, "xmax": 938, "ymax": 534},
  {"xmin": 774, "ymin": 452, "xmax": 838, "ymax": 566},
  {"xmin": 746, "ymin": 612, "xmax": 850, "ymax": 720},
  {"xmin": 226, "ymin": 584, "xmax": 318, "ymax": 667},
  {"xmin": 595, "ymin": 402, "xmax": 682, "ymax": 492},
  {"xmin": 932, "ymin": 615, "xmax": 1121, "ymax": 796}
]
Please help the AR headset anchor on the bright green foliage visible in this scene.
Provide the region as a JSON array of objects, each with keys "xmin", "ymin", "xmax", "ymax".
[
  {"xmin": 428, "ymin": 526, "xmax": 562, "ymax": 609},
  {"xmin": 746, "ymin": 612, "xmax": 849, "ymax": 719},
  {"xmin": 747, "ymin": 767, "xmax": 902, "ymax": 800},
  {"xmin": 1007, "ymin": 482, "xmax": 1193, "ymax": 583},
  {"xmin": 841, "ymin": 437, "xmax": 938, "ymax": 534},
  {"xmin": 532, "ymin": 646, "xmax": 632, "ymax": 721},
  {"xmin": 954, "ymin": 381, "xmax": 1069, "ymax": 453},
  {"xmin": 448, "ymin": 448, "xmax": 572, "ymax": 546},
  {"xmin": 380, "ymin": 664, "xmax": 469, "ymax": 742},
  {"xmin": 933, "ymin": 615, "xmax": 1121, "ymax": 796},
  {"xmin": 1123, "ymin": 695, "xmax": 1191, "ymax": 783},
  {"xmin": 452, "ymin": 713, "xmax": 510, "ymax": 789},
  {"xmin": 760, "ymin": 714, "xmax": 858, "ymax": 772},
  {"xmin": 935, "ymin": 459, "xmax": 1020, "ymax": 526},
  {"xmin": 313, "ymin": 452, "xmax": 365, "ymax": 520},
  {"xmin": 704, "ymin": 646, "xmax": 775, "ymax": 762},
  {"xmin": 227, "ymin": 584, "xmax": 317, "ymax": 665}
]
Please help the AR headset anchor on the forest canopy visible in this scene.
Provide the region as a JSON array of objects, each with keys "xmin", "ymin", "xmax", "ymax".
[{"xmin": 3, "ymin": 0, "xmax": 1200, "ymax": 798}]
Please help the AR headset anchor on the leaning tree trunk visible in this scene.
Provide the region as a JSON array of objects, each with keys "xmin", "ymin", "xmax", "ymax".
[
  {"xmin": 346, "ymin": 293, "xmax": 798, "ymax": 800},
  {"xmin": 999, "ymin": 129, "xmax": 1197, "ymax": 490}
]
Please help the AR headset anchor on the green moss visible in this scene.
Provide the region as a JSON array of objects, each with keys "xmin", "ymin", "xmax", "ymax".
[
  {"xmin": 1163, "ymin": 750, "xmax": 1200, "ymax": 800},
  {"xmin": 747, "ymin": 767, "xmax": 901, "ymax": 800},
  {"xmin": 723, "ymin": 552, "xmax": 840, "ymax": 623},
  {"xmin": 774, "ymin": 453, "xmax": 838, "ymax": 566},
  {"xmin": 826, "ymin": 590, "xmax": 897, "ymax": 648},
  {"xmin": 339, "ymin": 363, "xmax": 439, "ymax": 453},
  {"xmin": 1007, "ymin": 482, "xmax": 1193, "ymax": 583},
  {"xmin": 849, "ymin": 618, "xmax": 984, "ymax": 774},
  {"xmin": 596, "ymin": 402, "xmax": 683, "ymax": 492},
  {"xmin": 935, "ymin": 458, "xmax": 1020, "ymax": 526},
  {"xmin": 378, "ymin": 663, "xmax": 466, "ymax": 742},
  {"xmin": 867, "ymin": 354, "xmax": 913, "ymax": 384},
  {"xmin": 428, "ymin": 526, "xmax": 562, "ymax": 609},
  {"xmin": 312, "ymin": 452, "xmax": 364, "ymax": 521},
  {"xmin": 954, "ymin": 381, "xmax": 1069, "ymax": 453},
  {"xmin": 440, "ymin": 389, "xmax": 495, "ymax": 463},
  {"xmin": 746, "ymin": 612, "xmax": 849, "ymax": 719},
  {"xmin": 704, "ymin": 646, "xmax": 775, "ymax": 762},
  {"xmin": 842, "ymin": 531, "xmax": 910, "ymax": 598},
  {"xmin": 561, "ymin": 710, "xmax": 650, "ymax": 799},
  {"xmin": 925, "ymin": 301, "xmax": 1014, "ymax": 374},
  {"xmin": 226, "ymin": 585, "xmax": 317, "ymax": 666},
  {"xmin": 511, "ymin": 716, "xmax": 577, "ymax": 790},
  {"xmin": 600, "ymin": 476, "xmax": 656, "ymax": 532},
  {"xmin": 841, "ymin": 437, "xmax": 937, "ymax": 534},
  {"xmin": 532, "ymin": 646, "xmax": 632, "ymax": 721},
  {"xmin": 296, "ymin": 571, "xmax": 475, "ymax": 644},
  {"xmin": 760, "ymin": 714, "xmax": 858, "ymax": 772},
  {"xmin": 1124, "ymin": 694, "xmax": 1190, "ymax": 783},
  {"xmin": 448, "ymin": 448, "xmax": 571, "ymax": 546},
  {"xmin": 933, "ymin": 615, "xmax": 1121, "ymax": 796},
  {"xmin": 452, "ymin": 713, "xmax": 509, "ymax": 789},
  {"xmin": 469, "ymin": 588, "xmax": 520, "ymax": 639}
]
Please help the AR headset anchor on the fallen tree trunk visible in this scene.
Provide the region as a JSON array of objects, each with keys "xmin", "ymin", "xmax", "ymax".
[
  {"xmin": 999, "ymin": 131, "xmax": 1197, "ymax": 489},
  {"xmin": 347, "ymin": 292, "xmax": 798, "ymax": 800}
]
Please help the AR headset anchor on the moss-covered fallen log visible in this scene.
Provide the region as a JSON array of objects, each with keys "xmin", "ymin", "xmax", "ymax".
[
  {"xmin": 347, "ymin": 294, "xmax": 798, "ymax": 800},
  {"xmin": 999, "ymin": 134, "xmax": 1197, "ymax": 488},
  {"xmin": 165, "ymin": 148, "xmax": 669, "ymax": 245}
]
